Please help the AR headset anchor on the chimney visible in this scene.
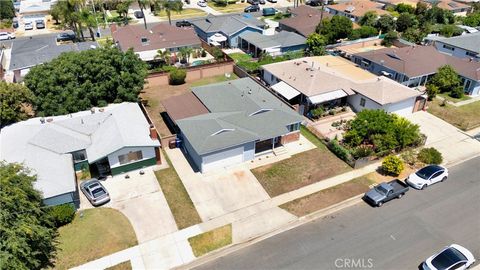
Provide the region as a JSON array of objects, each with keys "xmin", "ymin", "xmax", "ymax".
[{"xmin": 149, "ymin": 125, "xmax": 158, "ymax": 140}]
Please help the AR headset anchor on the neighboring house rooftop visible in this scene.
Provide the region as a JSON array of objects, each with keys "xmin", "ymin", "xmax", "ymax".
[
  {"xmin": 190, "ymin": 14, "xmax": 265, "ymax": 35},
  {"xmin": 175, "ymin": 78, "xmax": 302, "ymax": 155},
  {"xmin": 0, "ymin": 103, "xmax": 160, "ymax": 199},
  {"xmin": 162, "ymin": 92, "xmax": 209, "ymax": 123},
  {"xmin": 424, "ymin": 0, "xmax": 471, "ymax": 11},
  {"xmin": 238, "ymin": 31, "xmax": 306, "ymax": 50},
  {"xmin": 433, "ymin": 31, "xmax": 480, "ymax": 54},
  {"xmin": 279, "ymin": 6, "xmax": 332, "ymax": 37},
  {"xmin": 19, "ymin": 0, "xmax": 56, "ymax": 13},
  {"xmin": 111, "ymin": 23, "xmax": 201, "ymax": 53},
  {"xmin": 351, "ymin": 76, "xmax": 420, "ymax": 105},
  {"xmin": 327, "ymin": 1, "xmax": 389, "ymax": 18},
  {"xmin": 9, "ymin": 36, "xmax": 98, "ymax": 71},
  {"xmin": 355, "ymin": 45, "xmax": 480, "ymax": 80}
]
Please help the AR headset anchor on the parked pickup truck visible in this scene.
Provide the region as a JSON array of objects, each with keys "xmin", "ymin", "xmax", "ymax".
[{"xmin": 364, "ymin": 179, "xmax": 409, "ymax": 207}]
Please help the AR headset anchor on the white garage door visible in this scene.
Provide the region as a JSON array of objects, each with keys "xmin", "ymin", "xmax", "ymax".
[
  {"xmin": 386, "ymin": 98, "xmax": 415, "ymax": 116},
  {"xmin": 23, "ymin": 14, "xmax": 45, "ymax": 24},
  {"xmin": 201, "ymin": 145, "xmax": 244, "ymax": 172}
]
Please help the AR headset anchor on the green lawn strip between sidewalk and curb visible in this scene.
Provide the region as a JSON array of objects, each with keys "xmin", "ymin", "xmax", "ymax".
[
  {"xmin": 154, "ymin": 150, "xmax": 202, "ymax": 229},
  {"xmin": 188, "ymin": 224, "xmax": 233, "ymax": 257},
  {"xmin": 105, "ymin": 261, "xmax": 132, "ymax": 270},
  {"xmin": 280, "ymin": 176, "xmax": 375, "ymax": 217},
  {"xmin": 54, "ymin": 208, "xmax": 137, "ymax": 270}
]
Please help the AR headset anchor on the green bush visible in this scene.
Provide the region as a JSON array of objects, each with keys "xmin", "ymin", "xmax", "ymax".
[
  {"xmin": 169, "ymin": 68, "xmax": 187, "ymax": 85},
  {"xmin": 449, "ymin": 86, "xmax": 464, "ymax": 99},
  {"xmin": 426, "ymin": 84, "xmax": 439, "ymax": 101},
  {"xmin": 400, "ymin": 149, "xmax": 417, "ymax": 166},
  {"xmin": 49, "ymin": 204, "xmax": 75, "ymax": 227},
  {"xmin": 352, "ymin": 145, "xmax": 374, "ymax": 159},
  {"xmin": 417, "ymin": 147, "xmax": 443, "ymax": 164},
  {"xmin": 381, "ymin": 155, "xmax": 404, "ymax": 176},
  {"xmin": 310, "ymin": 107, "xmax": 324, "ymax": 118},
  {"xmin": 328, "ymin": 139, "xmax": 353, "ymax": 163}
]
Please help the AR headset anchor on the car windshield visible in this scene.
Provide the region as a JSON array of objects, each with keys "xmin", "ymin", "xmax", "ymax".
[
  {"xmin": 92, "ymin": 187, "xmax": 106, "ymax": 198},
  {"xmin": 431, "ymin": 248, "xmax": 467, "ymax": 269},
  {"xmin": 415, "ymin": 166, "xmax": 439, "ymax": 179},
  {"xmin": 375, "ymin": 185, "xmax": 388, "ymax": 194}
]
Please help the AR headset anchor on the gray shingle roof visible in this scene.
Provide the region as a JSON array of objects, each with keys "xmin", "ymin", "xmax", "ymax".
[
  {"xmin": 176, "ymin": 78, "xmax": 303, "ymax": 155},
  {"xmin": 190, "ymin": 14, "xmax": 265, "ymax": 35},
  {"xmin": 435, "ymin": 32, "xmax": 480, "ymax": 54},
  {"xmin": 9, "ymin": 36, "xmax": 98, "ymax": 70},
  {"xmin": 238, "ymin": 31, "xmax": 306, "ymax": 50}
]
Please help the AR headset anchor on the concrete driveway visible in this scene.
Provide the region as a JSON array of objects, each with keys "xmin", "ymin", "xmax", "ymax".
[
  {"xmin": 79, "ymin": 166, "xmax": 178, "ymax": 244},
  {"xmin": 405, "ymin": 111, "xmax": 480, "ymax": 165},
  {"xmin": 166, "ymin": 148, "xmax": 270, "ymax": 221}
]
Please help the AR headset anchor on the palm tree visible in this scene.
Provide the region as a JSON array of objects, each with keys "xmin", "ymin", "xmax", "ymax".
[
  {"xmin": 80, "ymin": 9, "xmax": 97, "ymax": 41},
  {"xmin": 138, "ymin": 0, "xmax": 151, "ymax": 29},
  {"xmin": 117, "ymin": 0, "xmax": 133, "ymax": 25},
  {"xmin": 180, "ymin": 47, "xmax": 193, "ymax": 63},
  {"xmin": 154, "ymin": 0, "xmax": 183, "ymax": 26},
  {"xmin": 155, "ymin": 49, "xmax": 171, "ymax": 65}
]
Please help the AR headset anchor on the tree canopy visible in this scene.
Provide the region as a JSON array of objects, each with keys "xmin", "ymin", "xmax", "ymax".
[
  {"xmin": 0, "ymin": 0, "xmax": 15, "ymax": 20},
  {"xmin": 396, "ymin": 13, "xmax": 418, "ymax": 32},
  {"xmin": 349, "ymin": 26, "xmax": 378, "ymax": 40},
  {"xmin": 317, "ymin": 15, "xmax": 353, "ymax": 44},
  {"xmin": 429, "ymin": 65, "xmax": 461, "ymax": 93},
  {"xmin": 0, "ymin": 82, "xmax": 33, "ymax": 127},
  {"xmin": 24, "ymin": 47, "xmax": 148, "ymax": 116},
  {"xmin": 0, "ymin": 162, "xmax": 57, "ymax": 270},
  {"xmin": 306, "ymin": 33, "xmax": 327, "ymax": 56},
  {"xmin": 376, "ymin": 15, "xmax": 396, "ymax": 33},
  {"xmin": 359, "ymin": 11, "xmax": 378, "ymax": 28}
]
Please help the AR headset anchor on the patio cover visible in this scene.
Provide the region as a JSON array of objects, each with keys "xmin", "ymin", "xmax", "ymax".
[
  {"xmin": 271, "ymin": 81, "xmax": 301, "ymax": 100},
  {"xmin": 308, "ymin": 89, "xmax": 348, "ymax": 104},
  {"xmin": 208, "ymin": 33, "xmax": 227, "ymax": 43}
]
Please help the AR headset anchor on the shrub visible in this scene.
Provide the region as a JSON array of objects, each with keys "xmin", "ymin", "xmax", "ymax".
[
  {"xmin": 211, "ymin": 47, "xmax": 224, "ymax": 61},
  {"xmin": 400, "ymin": 149, "xmax": 417, "ymax": 166},
  {"xmin": 417, "ymin": 147, "xmax": 443, "ymax": 164},
  {"xmin": 352, "ymin": 145, "xmax": 374, "ymax": 159},
  {"xmin": 426, "ymin": 84, "xmax": 439, "ymax": 101},
  {"xmin": 449, "ymin": 86, "xmax": 464, "ymax": 99},
  {"xmin": 382, "ymin": 155, "xmax": 404, "ymax": 176},
  {"xmin": 328, "ymin": 139, "xmax": 353, "ymax": 163},
  {"xmin": 201, "ymin": 49, "xmax": 207, "ymax": 57},
  {"xmin": 169, "ymin": 68, "xmax": 187, "ymax": 85},
  {"xmin": 49, "ymin": 204, "xmax": 75, "ymax": 227},
  {"xmin": 310, "ymin": 107, "xmax": 324, "ymax": 118}
]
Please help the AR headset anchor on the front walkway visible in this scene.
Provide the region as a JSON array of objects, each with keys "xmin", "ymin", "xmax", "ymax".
[{"xmin": 437, "ymin": 95, "xmax": 480, "ymax": 107}]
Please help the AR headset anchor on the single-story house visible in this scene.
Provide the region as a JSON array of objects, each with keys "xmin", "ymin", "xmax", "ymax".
[
  {"xmin": 426, "ymin": 32, "xmax": 480, "ymax": 61},
  {"xmin": 163, "ymin": 78, "xmax": 303, "ymax": 173},
  {"xmin": 352, "ymin": 45, "xmax": 480, "ymax": 95},
  {"xmin": 279, "ymin": 5, "xmax": 333, "ymax": 37},
  {"xmin": 237, "ymin": 31, "xmax": 306, "ymax": 57},
  {"xmin": 374, "ymin": 0, "xmax": 472, "ymax": 16},
  {"xmin": 8, "ymin": 36, "xmax": 98, "ymax": 82},
  {"xmin": 326, "ymin": 1, "xmax": 389, "ymax": 22},
  {"xmin": 111, "ymin": 23, "xmax": 201, "ymax": 62},
  {"xmin": 190, "ymin": 14, "xmax": 266, "ymax": 48},
  {"xmin": 0, "ymin": 103, "xmax": 161, "ymax": 207},
  {"xmin": 20, "ymin": 0, "xmax": 57, "ymax": 24},
  {"xmin": 262, "ymin": 55, "xmax": 424, "ymax": 116}
]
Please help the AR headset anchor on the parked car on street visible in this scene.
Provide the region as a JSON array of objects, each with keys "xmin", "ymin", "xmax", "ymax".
[
  {"xmin": 0, "ymin": 32, "xmax": 15, "ymax": 40},
  {"xmin": 134, "ymin": 10, "xmax": 144, "ymax": 19},
  {"xmin": 176, "ymin": 20, "xmax": 192, "ymax": 27},
  {"xmin": 406, "ymin": 165, "xmax": 448, "ymax": 190},
  {"xmin": 267, "ymin": 0, "xmax": 277, "ymax": 3},
  {"xmin": 80, "ymin": 178, "xmax": 110, "ymax": 206},
  {"xmin": 247, "ymin": 0, "xmax": 260, "ymax": 4},
  {"xmin": 244, "ymin": 4, "xmax": 260, "ymax": 12},
  {"xmin": 35, "ymin": 20, "xmax": 45, "ymax": 29},
  {"xmin": 12, "ymin": 18, "xmax": 19, "ymax": 28},
  {"xmin": 198, "ymin": 0, "xmax": 207, "ymax": 7},
  {"xmin": 364, "ymin": 179, "xmax": 409, "ymax": 207},
  {"xmin": 56, "ymin": 32, "xmax": 76, "ymax": 42},
  {"xmin": 259, "ymin": 0, "xmax": 266, "ymax": 4},
  {"xmin": 24, "ymin": 22, "xmax": 33, "ymax": 30},
  {"xmin": 306, "ymin": 0, "xmax": 321, "ymax": 6},
  {"xmin": 262, "ymin": 7, "xmax": 277, "ymax": 16},
  {"xmin": 421, "ymin": 244, "xmax": 475, "ymax": 270}
]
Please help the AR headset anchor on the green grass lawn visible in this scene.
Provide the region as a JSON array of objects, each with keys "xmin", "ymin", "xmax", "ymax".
[
  {"xmin": 437, "ymin": 92, "xmax": 471, "ymax": 103},
  {"xmin": 280, "ymin": 176, "xmax": 374, "ymax": 217},
  {"xmin": 54, "ymin": 208, "xmax": 137, "ymax": 270},
  {"xmin": 228, "ymin": 52, "xmax": 253, "ymax": 63},
  {"xmin": 252, "ymin": 126, "xmax": 351, "ymax": 197},
  {"xmin": 105, "ymin": 261, "xmax": 132, "ymax": 270},
  {"xmin": 156, "ymin": 8, "xmax": 207, "ymax": 19},
  {"xmin": 188, "ymin": 224, "xmax": 232, "ymax": 257},
  {"xmin": 207, "ymin": 2, "xmax": 248, "ymax": 12},
  {"xmin": 154, "ymin": 151, "xmax": 202, "ymax": 229},
  {"xmin": 428, "ymin": 99, "xmax": 480, "ymax": 131},
  {"xmin": 109, "ymin": 10, "xmax": 120, "ymax": 18},
  {"xmin": 190, "ymin": 73, "xmax": 239, "ymax": 87}
]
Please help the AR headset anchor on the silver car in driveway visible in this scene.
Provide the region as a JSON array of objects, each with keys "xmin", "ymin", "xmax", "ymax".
[{"xmin": 80, "ymin": 178, "xmax": 110, "ymax": 206}]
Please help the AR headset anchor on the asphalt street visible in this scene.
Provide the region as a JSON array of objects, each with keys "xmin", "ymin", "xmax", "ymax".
[{"xmin": 194, "ymin": 156, "xmax": 480, "ymax": 270}]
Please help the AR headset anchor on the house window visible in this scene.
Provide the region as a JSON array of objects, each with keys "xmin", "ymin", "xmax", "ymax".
[
  {"xmin": 466, "ymin": 51, "xmax": 477, "ymax": 57},
  {"xmin": 271, "ymin": 74, "xmax": 275, "ymax": 82},
  {"xmin": 442, "ymin": 44, "xmax": 454, "ymax": 51},
  {"xmin": 287, "ymin": 122, "xmax": 300, "ymax": 132},
  {"xmin": 72, "ymin": 150, "xmax": 87, "ymax": 163},
  {"xmin": 360, "ymin": 98, "xmax": 366, "ymax": 107},
  {"xmin": 118, "ymin": 151, "xmax": 143, "ymax": 165},
  {"xmin": 464, "ymin": 79, "xmax": 471, "ymax": 91}
]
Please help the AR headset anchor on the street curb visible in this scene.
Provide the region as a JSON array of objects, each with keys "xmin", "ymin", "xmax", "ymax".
[
  {"xmin": 176, "ymin": 194, "xmax": 365, "ymax": 270},
  {"xmin": 445, "ymin": 152, "xmax": 480, "ymax": 168}
]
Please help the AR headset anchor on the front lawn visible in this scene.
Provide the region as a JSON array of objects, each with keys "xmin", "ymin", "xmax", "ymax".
[
  {"xmin": 438, "ymin": 93, "xmax": 471, "ymax": 103},
  {"xmin": 154, "ymin": 152, "xmax": 202, "ymax": 229},
  {"xmin": 280, "ymin": 176, "xmax": 374, "ymax": 217},
  {"xmin": 188, "ymin": 224, "xmax": 232, "ymax": 257},
  {"xmin": 427, "ymin": 99, "xmax": 480, "ymax": 131},
  {"xmin": 54, "ymin": 208, "xmax": 137, "ymax": 270},
  {"xmin": 156, "ymin": 8, "xmax": 207, "ymax": 19},
  {"xmin": 207, "ymin": 2, "xmax": 248, "ymax": 12},
  {"xmin": 252, "ymin": 127, "xmax": 351, "ymax": 197}
]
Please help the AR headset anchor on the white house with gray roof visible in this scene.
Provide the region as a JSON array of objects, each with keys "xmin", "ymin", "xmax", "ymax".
[
  {"xmin": 167, "ymin": 78, "xmax": 303, "ymax": 173},
  {"xmin": 237, "ymin": 31, "xmax": 307, "ymax": 57},
  {"xmin": 0, "ymin": 103, "xmax": 161, "ymax": 207},
  {"xmin": 429, "ymin": 32, "xmax": 480, "ymax": 61}
]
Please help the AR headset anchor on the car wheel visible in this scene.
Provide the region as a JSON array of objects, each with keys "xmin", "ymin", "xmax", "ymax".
[
  {"xmin": 377, "ymin": 202, "xmax": 383, "ymax": 207},
  {"xmin": 397, "ymin": 193, "xmax": 403, "ymax": 199},
  {"xmin": 441, "ymin": 176, "xmax": 447, "ymax": 182},
  {"xmin": 421, "ymin": 184, "xmax": 427, "ymax": 190}
]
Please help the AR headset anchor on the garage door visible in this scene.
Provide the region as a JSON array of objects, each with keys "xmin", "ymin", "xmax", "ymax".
[
  {"xmin": 23, "ymin": 14, "xmax": 46, "ymax": 24},
  {"xmin": 201, "ymin": 145, "xmax": 244, "ymax": 172}
]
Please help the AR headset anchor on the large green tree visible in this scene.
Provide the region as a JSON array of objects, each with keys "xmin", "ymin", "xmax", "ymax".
[
  {"xmin": 318, "ymin": 15, "xmax": 353, "ymax": 44},
  {"xmin": 24, "ymin": 47, "xmax": 148, "ymax": 116},
  {"xmin": 376, "ymin": 15, "xmax": 396, "ymax": 33},
  {"xmin": 306, "ymin": 33, "xmax": 327, "ymax": 56},
  {"xmin": 154, "ymin": 0, "xmax": 183, "ymax": 26},
  {"xmin": 430, "ymin": 65, "xmax": 461, "ymax": 93},
  {"xmin": 0, "ymin": 0, "xmax": 15, "ymax": 20},
  {"xmin": 0, "ymin": 162, "xmax": 57, "ymax": 270},
  {"xmin": 396, "ymin": 13, "xmax": 418, "ymax": 32},
  {"xmin": 0, "ymin": 82, "xmax": 33, "ymax": 127},
  {"xmin": 359, "ymin": 11, "xmax": 378, "ymax": 28},
  {"xmin": 349, "ymin": 25, "xmax": 378, "ymax": 40}
]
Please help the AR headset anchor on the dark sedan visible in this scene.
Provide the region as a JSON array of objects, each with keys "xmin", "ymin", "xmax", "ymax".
[
  {"xmin": 134, "ymin": 10, "xmax": 144, "ymax": 18},
  {"xmin": 244, "ymin": 4, "xmax": 260, "ymax": 12},
  {"xmin": 176, "ymin": 20, "xmax": 192, "ymax": 27},
  {"xmin": 56, "ymin": 32, "xmax": 76, "ymax": 42}
]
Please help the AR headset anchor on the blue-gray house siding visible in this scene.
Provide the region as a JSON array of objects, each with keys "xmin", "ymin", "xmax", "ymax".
[{"xmin": 192, "ymin": 25, "xmax": 263, "ymax": 48}]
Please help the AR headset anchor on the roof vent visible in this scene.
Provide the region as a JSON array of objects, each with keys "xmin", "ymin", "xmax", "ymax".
[
  {"xmin": 40, "ymin": 117, "xmax": 45, "ymax": 124},
  {"xmin": 249, "ymin": 109, "xmax": 272, "ymax": 116},
  {"xmin": 90, "ymin": 108, "xmax": 95, "ymax": 114},
  {"xmin": 211, "ymin": 128, "xmax": 234, "ymax": 136}
]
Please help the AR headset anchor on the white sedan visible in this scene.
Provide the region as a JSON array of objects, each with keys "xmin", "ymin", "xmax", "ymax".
[
  {"xmin": 406, "ymin": 164, "xmax": 448, "ymax": 190},
  {"xmin": 422, "ymin": 244, "xmax": 475, "ymax": 270},
  {"xmin": 197, "ymin": 0, "xmax": 207, "ymax": 7},
  {"xmin": 0, "ymin": 32, "xmax": 15, "ymax": 40}
]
